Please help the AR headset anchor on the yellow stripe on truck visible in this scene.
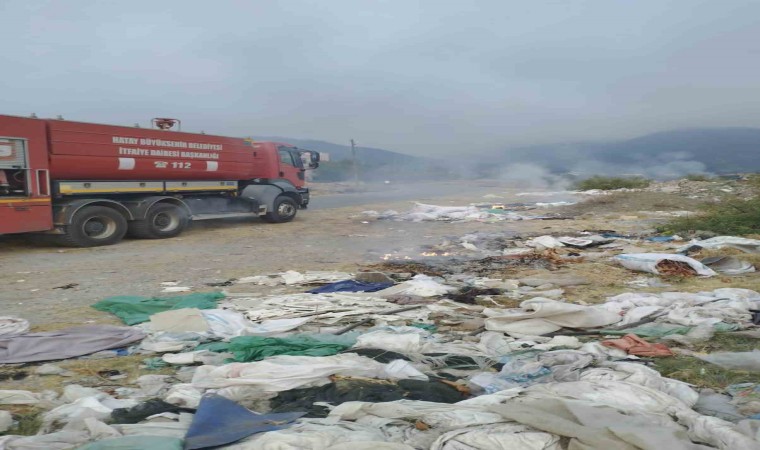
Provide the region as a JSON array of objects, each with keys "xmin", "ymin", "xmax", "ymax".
[
  {"xmin": 165, "ymin": 186, "xmax": 236, "ymax": 191},
  {"xmin": 0, "ymin": 198, "xmax": 51, "ymax": 204},
  {"xmin": 58, "ymin": 187, "xmax": 162, "ymax": 194}
]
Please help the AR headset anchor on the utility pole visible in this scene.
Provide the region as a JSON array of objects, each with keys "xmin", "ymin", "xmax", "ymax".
[{"xmin": 350, "ymin": 139, "xmax": 359, "ymax": 186}]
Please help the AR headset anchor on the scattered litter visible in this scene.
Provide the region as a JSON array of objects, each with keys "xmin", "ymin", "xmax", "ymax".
[
  {"xmin": 308, "ymin": 279, "xmax": 394, "ymax": 294},
  {"xmin": 601, "ymin": 333, "xmax": 674, "ymax": 357},
  {"xmin": 697, "ymin": 350, "xmax": 760, "ymax": 371},
  {"xmin": 484, "ymin": 298, "xmax": 622, "ymax": 337},
  {"xmin": 184, "ymin": 394, "xmax": 304, "ymax": 449},
  {"xmin": 53, "ymin": 283, "xmax": 79, "ymax": 290},
  {"xmin": 366, "ymin": 203, "xmax": 531, "ymax": 222},
  {"xmin": 702, "ymin": 255, "xmax": 756, "ymax": 275},
  {"xmin": 678, "ymin": 236, "xmax": 760, "ymax": 254},
  {"xmin": 374, "ymin": 274, "xmax": 455, "ymax": 297},
  {"xmin": 35, "ymin": 363, "xmax": 75, "ymax": 376},
  {"xmin": 92, "ymin": 292, "xmax": 224, "ymax": 325},
  {"xmin": 613, "ymin": 253, "xmax": 716, "ymax": 276},
  {"xmin": 236, "ymin": 270, "xmax": 352, "ymax": 286},
  {"xmin": 0, "ymin": 389, "xmax": 57, "ymax": 405},
  {"xmin": 525, "ymin": 235, "xmax": 564, "ymax": 249},
  {"xmin": 0, "ymin": 316, "xmax": 30, "ymax": 336},
  {"xmin": 205, "ymin": 279, "xmax": 237, "ymax": 287},
  {"xmin": 12, "ymin": 204, "xmax": 760, "ymax": 449},
  {"xmin": 161, "ymin": 286, "xmax": 191, "ymax": 293},
  {"xmin": 0, "ymin": 410, "xmax": 11, "ymax": 433},
  {"xmin": 0, "ymin": 325, "xmax": 145, "ymax": 364},
  {"xmin": 216, "ymin": 334, "xmax": 355, "ymax": 362}
]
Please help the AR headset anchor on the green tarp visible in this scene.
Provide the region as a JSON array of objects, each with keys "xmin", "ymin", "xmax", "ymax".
[
  {"xmin": 92, "ymin": 292, "xmax": 224, "ymax": 325},
  {"xmin": 203, "ymin": 334, "xmax": 355, "ymax": 362},
  {"xmin": 600, "ymin": 322, "xmax": 738, "ymax": 337}
]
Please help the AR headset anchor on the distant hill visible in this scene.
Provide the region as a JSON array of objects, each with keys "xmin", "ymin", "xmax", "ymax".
[
  {"xmin": 253, "ymin": 136, "xmax": 419, "ymax": 165},
  {"xmin": 254, "ymin": 136, "xmax": 451, "ymax": 181},
  {"xmin": 491, "ymin": 127, "xmax": 760, "ymax": 178}
]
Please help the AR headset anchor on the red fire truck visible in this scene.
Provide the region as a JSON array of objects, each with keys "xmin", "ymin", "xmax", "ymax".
[{"xmin": 0, "ymin": 114, "xmax": 319, "ymax": 247}]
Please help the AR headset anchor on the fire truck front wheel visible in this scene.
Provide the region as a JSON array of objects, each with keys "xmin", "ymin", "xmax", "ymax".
[
  {"xmin": 60, "ymin": 205, "xmax": 128, "ymax": 247},
  {"xmin": 262, "ymin": 196, "xmax": 298, "ymax": 223}
]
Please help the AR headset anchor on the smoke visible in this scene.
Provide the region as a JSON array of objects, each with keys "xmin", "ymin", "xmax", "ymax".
[
  {"xmin": 569, "ymin": 152, "xmax": 709, "ymax": 180},
  {"xmin": 494, "ymin": 163, "xmax": 571, "ymax": 191}
]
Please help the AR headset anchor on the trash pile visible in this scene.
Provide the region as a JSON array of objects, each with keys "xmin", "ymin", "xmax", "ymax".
[
  {"xmin": 360, "ymin": 202, "xmax": 568, "ymax": 223},
  {"xmin": 3, "ymin": 259, "xmax": 760, "ymax": 449}
]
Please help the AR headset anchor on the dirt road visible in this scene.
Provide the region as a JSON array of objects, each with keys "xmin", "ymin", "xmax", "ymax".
[{"xmin": 0, "ymin": 181, "xmax": 596, "ymax": 327}]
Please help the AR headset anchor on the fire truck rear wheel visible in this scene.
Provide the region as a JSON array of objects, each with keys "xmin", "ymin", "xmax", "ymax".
[
  {"xmin": 60, "ymin": 205, "xmax": 128, "ymax": 247},
  {"xmin": 128, "ymin": 203, "xmax": 188, "ymax": 239},
  {"xmin": 262, "ymin": 196, "xmax": 298, "ymax": 223}
]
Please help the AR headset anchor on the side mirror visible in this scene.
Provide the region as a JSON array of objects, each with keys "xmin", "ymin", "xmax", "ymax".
[{"xmin": 299, "ymin": 150, "xmax": 320, "ymax": 169}]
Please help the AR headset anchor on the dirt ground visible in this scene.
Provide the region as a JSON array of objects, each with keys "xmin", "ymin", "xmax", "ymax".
[{"xmin": 1, "ymin": 179, "xmax": 759, "ymax": 330}]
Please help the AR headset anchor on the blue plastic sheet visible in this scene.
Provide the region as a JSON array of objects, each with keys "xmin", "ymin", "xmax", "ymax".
[
  {"xmin": 646, "ymin": 236, "xmax": 676, "ymax": 242},
  {"xmin": 184, "ymin": 394, "xmax": 304, "ymax": 449},
  {"xmin": 308, "ymin": 279, "xmax": 393, "ymax": 294}
]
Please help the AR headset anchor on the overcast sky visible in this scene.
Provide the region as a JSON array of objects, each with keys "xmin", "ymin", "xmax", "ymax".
[{"xmin": 2, "ymin": 1, "xmax": 759, "ymax": 156}]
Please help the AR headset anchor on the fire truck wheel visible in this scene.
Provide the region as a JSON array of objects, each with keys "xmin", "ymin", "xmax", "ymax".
[
  {"xmin": 60, "ymin": 205, "xmax": 128, "ymax": 247},
  {"xmin": 263, "ymin": 196, "xmax": 298, "ymax": 223},
  {"xmin": 128, "ymin": 203, "xmax": 188, "ymax": 239}
]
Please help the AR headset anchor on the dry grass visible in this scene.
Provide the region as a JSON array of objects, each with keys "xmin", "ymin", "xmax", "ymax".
[
  {"xmin": 0, "ymin": 355, "xmax": 174, "ymax": 393},
  {"xmin": 561, "ymin": 192, "xmax": 703, "ymax": 216},
  {"xmin": 654, "ymin": 334, "xmax": 760, "ymax": 389}
]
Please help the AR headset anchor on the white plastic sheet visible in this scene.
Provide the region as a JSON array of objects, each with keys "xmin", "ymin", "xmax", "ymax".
[
  {"xmin": 0, "ymin": 390, "xmax": 56, "ymax": 405},
  {"xmin": 602, "ymin": 288, "xmax": 759, "ymax": 328},
  {"xmin": 353, "ymin": 326, "xmax": 431, "ymax": 354},
  {"xmin": 191, "ymin": 354, "xmax": 426, "ymax": 391},
  {"xmin": 678, "ymin": 236, "xmax": 760, "ymax": 254},
  {"xmin": 525, "ymin": 236, "xmax": 564, "ymax": 249},
  {"xmin": 373, "ymin": 274, "xmax": 455, "ymax": 298},
  {"xmin": 0, "ymin": 410, "xmax": 12, "ymax": 433},
  {"xmin": 484, "ymin": 298, "xmax": 622, "ymax": 336},
  {"xmin": 367, "ymin": 203, "xmax": 528, "ymax": 222},
  {"xmin": 236, "ymin": 271, "xmax": 352, "ymax": 286}
]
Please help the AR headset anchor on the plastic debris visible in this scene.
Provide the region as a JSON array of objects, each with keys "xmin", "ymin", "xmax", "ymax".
[
  {"xmin": 184, "ymin": 394, "xmax": 304, "ymax": 449},
  {"xmin": 0, "ymin": 316, "xmax": 30, "ymax": 336},
  {"xmin": 308, "ymin": 279, "xmax": 394, "ymax": 294},
  {"xmin": 525, "ymin": 235, "xmax": 564, "ymax": 249},
  {"xmin": 484, "ymin": 298, "xmax": 622, "ymax": 337},
  {"xmin": 92, "ymin": 292, "xmax": 224, "ymax": 325},
  {"xmin": 697, "ymin": 350, "xmax": 760, "ymax": 371},
  {"xmin": 613, "ymin": 253, "xmax": 716, "ymax": 276},
  {"xmin": 601, "ymin": 333, "xmax": 674, "ymax": 357},
  {"xmin": 0, "ymin": 410, "xmax": 12, "ymax": 433},
  {"xmin": 702, "ymin": 256, "xmax": 756, "ymax": 275},
  {"xmin": 678, "ymin": 236, "xmax": 760, "ymax": 254},
  {"xmin": 0, "ymin": 325, "xmax": 145, "ymax": 364}
]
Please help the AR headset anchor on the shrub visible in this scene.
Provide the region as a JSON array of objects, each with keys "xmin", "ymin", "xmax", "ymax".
[
  {"xmin": 573, "ymin": 176, "xmax": 651, "ymax": 191},
  {"xmin": 660, "ymin": 196, "xmax": 760, "ymax": 235},
  {"xmin": 685, "ymin": 173, "xmax": 712, "ymax": 182}
]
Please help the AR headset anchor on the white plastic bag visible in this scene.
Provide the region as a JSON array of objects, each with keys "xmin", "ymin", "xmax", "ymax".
[
  {"xmin": 0, "ymin": 316, "xmax": 29, "ymax": 336},
  {"xmin": 613, "ymin": 253, "xmax": 716, "ymax": 276},
  {"xmin": 525, "ymin": 236, "xmax": 564, "ymax": 249}
]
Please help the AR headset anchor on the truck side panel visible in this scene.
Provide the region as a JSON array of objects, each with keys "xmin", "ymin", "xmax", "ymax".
[
  {"xmin": 46, "ymin": 120, "xmax": 278, "ymax": 181},
  {"xmin": 0, "ymin": 116, "xmax": 53, "ymax": 234}
]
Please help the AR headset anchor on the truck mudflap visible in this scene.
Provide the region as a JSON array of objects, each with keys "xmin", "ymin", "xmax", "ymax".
[{"xmin": 298, "ymin": 187, "xmax": 310, "ymax": 208}]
